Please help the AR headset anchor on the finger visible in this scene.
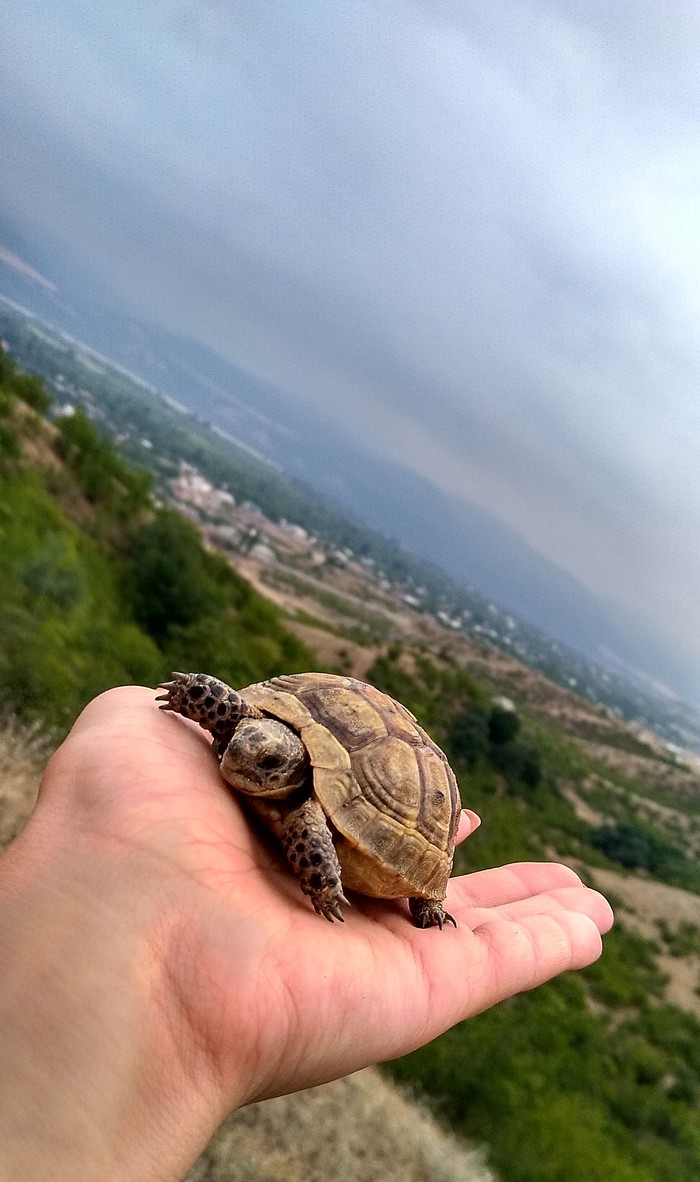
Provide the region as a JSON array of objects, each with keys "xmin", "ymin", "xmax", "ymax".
[
  {"xmin": 448, "ymin": 861, "xmax": 586, "ymax": 909},
  {"xmin": 68, "ymin": 684, "xmax": 160, "ymax": 735},
  {"xmin": 458, "ymin": 885, "xmax": 614, "ymax": 934},
  {"xmin": 39, "ymin": 685, "xmax": 220, "ymax": 822},
  {"xmin": 389, "ymin": 906, "xmax": 608, "ymax": 1058},
  {"xmin": 454, "ymin": 809, "xmax": 481, "ymax": 844},
  {"xmin": 471, "ymin": 909, "xmax": 605, "ymax": 1001}
]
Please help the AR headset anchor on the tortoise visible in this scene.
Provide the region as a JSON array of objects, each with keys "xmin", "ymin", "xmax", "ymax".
[{"xmin": 156, "ymin": 671, "xmax": 461, "ymax": 928}]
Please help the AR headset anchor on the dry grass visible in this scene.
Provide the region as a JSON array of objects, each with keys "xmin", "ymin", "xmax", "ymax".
[
  {"xmin": 283, "ymin": 620, "xmax": 377, "ymax": 681},
  {"xmin": 574, "ymin": 740, "xmax": 700, "ymax": 795},
  {"xmin": 558, "ymin": 780, "xmax": 607, "ymax": 827},
  {"xmin": 0, "ymin": 713, "xmax": 47, "ymax": 849},
  {"xmin": 184, "ymin": 1069, "xmax": 494, "ymax": 1182}
]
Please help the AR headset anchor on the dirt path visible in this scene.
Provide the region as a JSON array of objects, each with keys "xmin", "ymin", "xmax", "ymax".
[{"xmin": 589, "ymin": 867, "xmax": 700, "ymax": 1017}]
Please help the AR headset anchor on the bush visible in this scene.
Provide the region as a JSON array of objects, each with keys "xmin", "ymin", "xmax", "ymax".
[
  {"xmin": 125, "ymin": 511, "xmax": 227, "ymax": 643},
  {"xmin": 13, "ymin": 371, "xmax": 52, "ymax": 414},
  {"xmin": 491, "ymin": 739, "xmax": 542, "ymax": 789},
  {"xmin": 447, "ymin": 703, "xmax": 491, "ymax": 765},
  {"xmin": 590, "ymin": 821, "xmax": 686, "ymax": 881},
  {"xmin": 0, "ymin": 425, "xmax": 20, "ymax": 459},
  {"xmin": 19, "ymin": 535, "xmax": 88, "ymax": 610},
  {"xmin": 583, "ymin": 924, "xmax": 667, "ymax": 1007},
  {"xmin": 488, "ymin": 705, "xmax": 521, "ymax": 745},
  {"xmin": 56, "ymin": 408, "xmax": 152, "ymax": 511}
]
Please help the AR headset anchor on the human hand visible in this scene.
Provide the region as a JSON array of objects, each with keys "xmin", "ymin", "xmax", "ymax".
[{"xmin": 0, "ymin": 687, "xmax": 613, "ymax": 1181}]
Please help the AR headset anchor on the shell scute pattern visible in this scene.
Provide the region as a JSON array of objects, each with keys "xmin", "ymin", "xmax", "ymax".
[
  {"xmin": 241, "ymin": 672, "xmax": 460, "ymax": 899},
  {"xmin": 350, "ymin": 736, "xmax": 426, "ymax": 824},
  {"xmin": 297, "ymin": 681, "xmax": 390, "ymax": 751}
]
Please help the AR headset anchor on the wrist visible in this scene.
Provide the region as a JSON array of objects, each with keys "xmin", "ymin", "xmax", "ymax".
[{"xmin": 0, "ymin": 822, "xmax": 229, "ymax": 1181}]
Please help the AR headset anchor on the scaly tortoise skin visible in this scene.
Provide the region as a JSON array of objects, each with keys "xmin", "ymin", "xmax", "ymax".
[{"xmin": 156, "ymin": 671, "xmax": 461, "ymax": 928}]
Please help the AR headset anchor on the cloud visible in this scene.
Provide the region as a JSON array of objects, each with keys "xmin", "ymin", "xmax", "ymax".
[{"xmin": 2, "ymin": 0, "xmax": 700, "ymax": 684}]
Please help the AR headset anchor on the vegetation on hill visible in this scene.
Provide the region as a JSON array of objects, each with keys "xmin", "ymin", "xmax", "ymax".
[
  {"xmin": 390, "ymin": 976, "xmax": 700, "ymax": 1182},
  {"xmin": 367, "ymin": 653, "xmax": 700, "ymax": 1182},
  {"xmin": 0, "ymin": 349, "xmax": 311, "ymax": 732},
  {"xmin": 0, "ymin": 305, "xmax": 450, "ymax": 572}
]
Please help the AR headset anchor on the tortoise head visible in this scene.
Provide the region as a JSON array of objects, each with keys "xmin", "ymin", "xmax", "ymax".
[{"xmin": 220, "ymin": 717, "xmax": 309, "ymax": 799}]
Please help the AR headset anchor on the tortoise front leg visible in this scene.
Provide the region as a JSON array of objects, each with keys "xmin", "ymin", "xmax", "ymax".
[
  {"xmin": 156, "ymin": 671, "xmax": 261, "ymax": 749},
  {"xmin": 280, "ymin": 799, "xmax": 350, "ymax": 922}
]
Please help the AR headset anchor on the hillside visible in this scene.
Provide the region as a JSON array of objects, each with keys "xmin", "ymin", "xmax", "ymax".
[
  {"xmin": 0, "ymin": 346, "xmax": 314, "ymax": 732},
  {"xmin": 2, "ymin": 352, "xmax": 700, "ymax": 1181}
]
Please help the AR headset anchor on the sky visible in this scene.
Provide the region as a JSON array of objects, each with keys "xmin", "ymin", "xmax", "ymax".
[{"xmin": 2, "ymin": 0, "xmax": 700, "ymax": 694}]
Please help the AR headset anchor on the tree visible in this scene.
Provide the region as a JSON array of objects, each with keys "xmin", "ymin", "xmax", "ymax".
[
  {"xmin": 126, "ymin": 511, "xmax": 225, "ymax": 643},
  {"xmin": 488, "ymin": 705, "xmax": 520, "ymax": 745},
  {"xmin": 447, "ymin": 704, "xmax": 491, "ymax": 766}
]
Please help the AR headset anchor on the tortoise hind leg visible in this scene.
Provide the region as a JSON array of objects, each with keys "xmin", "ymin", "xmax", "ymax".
[
  {"xmin": 280, "ymin": 799, "xmax": 350, "ymax": 922},
  {"xmin": 408, "ymin": 897, "xmax": 457, "ymax": 929}
]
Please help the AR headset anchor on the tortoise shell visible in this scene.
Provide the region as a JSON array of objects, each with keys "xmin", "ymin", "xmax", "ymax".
[{"xmin": 240, "ymin": 672, "xmax": 461, "ymax": 902}]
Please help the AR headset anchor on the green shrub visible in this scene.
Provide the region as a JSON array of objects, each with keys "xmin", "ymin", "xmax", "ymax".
[
  {"xmin": 19, "ymin": 535, "xmax": 88, "ymax": 610},
  {"xmin": 491, "ymin": 738, "xmax": 542, "ymax": 789},
  {"xmin": 13, "ymin": 370, "xmax": 52, "ymax": 414},
  {"xmin": 125, "ymin": 511, "xmax": 227, "ymax": 643},
  {"xmin": 590, "ymin": 821, "xmax": 686, "ymax": 881},
  {"xmin": 583, "ymin": 924, "xmax": 666, "ymax": 1006},
  {"xmin": 56, "ymin": 408, "xmax": 152, "ymax": 512},
  {"xmin": 654, "ymin": 919, "xmax": 700, "ymax": 958},
  {"xmin": 0, "ymin": 424, "xmax": 20, "ymax": 458},
  {"xmin": 448, "ymin": 703, "xmax": 491, "ymax": 765},
  {"xmin": 489, "ymin": 705, "xmax": 521, "ymax": 745}
]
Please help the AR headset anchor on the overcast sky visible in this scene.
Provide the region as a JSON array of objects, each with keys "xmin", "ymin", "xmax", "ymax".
[{"xmin": 2, "ymin": 1, "xmax": 700, "ymax": 694}]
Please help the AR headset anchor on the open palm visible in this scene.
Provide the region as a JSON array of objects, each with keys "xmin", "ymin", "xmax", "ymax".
[{"xmin": 31, "ymin": 685, "xmax": 613, "ymax": 1111}]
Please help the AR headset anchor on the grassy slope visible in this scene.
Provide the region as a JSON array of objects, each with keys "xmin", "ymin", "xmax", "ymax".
[
  {"xmin": 0, "ymin": 352, "xmax": 313, "ymax": 734},
  {"xmin": 363, "ymin": 653, "xmax": 700, "ymax": 1182}
]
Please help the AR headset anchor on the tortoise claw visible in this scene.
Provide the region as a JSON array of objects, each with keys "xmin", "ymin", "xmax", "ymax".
[
  {"xmin": 155, "ymin": 674, "xmax": 188, "ymax": 708},
  {"xmin": 315, "ymin": 892, "xmax": 351, "ymax": 922},
  {"xmin": 408, "ymin": 898, "xmax": 457, "ymax": 929}
]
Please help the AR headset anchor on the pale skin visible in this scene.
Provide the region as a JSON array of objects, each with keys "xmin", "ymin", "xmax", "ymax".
[{"xmin": 0, "ymin": 686, "xmax": 613, "ymax": 1181}]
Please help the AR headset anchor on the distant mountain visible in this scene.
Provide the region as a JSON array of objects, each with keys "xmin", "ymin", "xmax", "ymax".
[{"xmin": 0, "ymin": 222, "xmax": 695, "ymax": 705}]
